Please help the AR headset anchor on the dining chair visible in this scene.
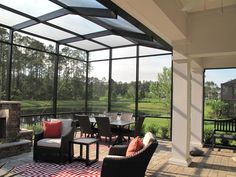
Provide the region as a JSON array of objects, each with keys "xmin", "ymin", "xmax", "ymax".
[
  {"xmin": 104, "ymin": 112, "xmax": 118, "ymax": 121},
  {"xmin": 120, "ymin": 112, "xmax": 134, "ymax": 141},
  {"xmin": 95, "ymin": 116, "xmax": 117, "ymax": 146},
  {"xmin": 75, "ymin": 114, "xmax": 97, "ymax": 137}
]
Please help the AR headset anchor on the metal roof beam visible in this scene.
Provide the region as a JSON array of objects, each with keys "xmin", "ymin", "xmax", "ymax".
[
  {"xmin": 72, "ymin": 7, "xmax": 116, "ymax": 18},
  {"xmin": 13, "ymin": 9, "xmax": 70, "ymax": 30},
  {"xmin": 59, "ymin": 30, "xmax": 112, "ymax": 44}
]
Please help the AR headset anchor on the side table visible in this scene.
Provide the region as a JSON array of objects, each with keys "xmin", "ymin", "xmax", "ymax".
[{"xmin": 69, "ymin": 138, "xmax": 99, "ymax": 166}]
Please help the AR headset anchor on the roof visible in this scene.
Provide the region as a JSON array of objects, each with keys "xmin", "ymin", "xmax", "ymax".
[
  {"xmin": 0, "ymin": 0, "xmax": 172, "ymax": 52},
  {"xmin": 221, "ymin": 79, "xmax": 236, "ymax": 86}
]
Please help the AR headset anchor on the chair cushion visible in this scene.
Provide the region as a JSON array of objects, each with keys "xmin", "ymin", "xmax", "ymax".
[
  {"xmin": 43, "ymin": 121, "xmax": 62, "ymax": 138},
  {"xmin": 126, "ymin": 136, "xmax": 144, "ymax": 156},
  {"xmin": 51, "ymin": 119, "xmax": 73, "ymax": 136},
  {"xmin": 143, "ymin": 132, "xmax": 155, "ymax": 147},
  {"xmin": 37, "ymin": 138, "xmax": 61, "ymax": 148}
]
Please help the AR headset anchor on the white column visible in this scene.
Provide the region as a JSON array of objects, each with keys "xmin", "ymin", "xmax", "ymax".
[
  {"xmin": 190, "ymin": 69, "xmax": 203, "ymax": 147},
  {"xmin": 169, "ymin": 59, "xmax": 192, "ymax": 166}
]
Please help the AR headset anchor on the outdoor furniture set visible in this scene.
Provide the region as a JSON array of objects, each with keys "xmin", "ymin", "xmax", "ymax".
[{"xmin": 33, "ymin": 115, "xmax": 157, "ymax": 176}]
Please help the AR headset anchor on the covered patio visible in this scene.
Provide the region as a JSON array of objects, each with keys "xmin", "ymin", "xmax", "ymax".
[{"xmin": 0, "ymin": 0, "xmax": 236, "ymax": 176}]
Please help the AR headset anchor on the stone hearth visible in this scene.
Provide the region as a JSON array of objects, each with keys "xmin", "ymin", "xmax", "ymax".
[{"xmin": 0, "ymin": 101, "xmax": 31, "ymax": 159}]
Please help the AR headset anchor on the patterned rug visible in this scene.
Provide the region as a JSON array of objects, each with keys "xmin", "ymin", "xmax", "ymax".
[{"xmin": 13, "ymin": 161, "xmax": 101, "ymax": 177}]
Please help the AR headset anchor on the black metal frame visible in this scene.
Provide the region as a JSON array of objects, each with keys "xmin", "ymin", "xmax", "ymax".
[{"xmin": 0, "ymin": 0, "xmax": 174, "ymax": 139}]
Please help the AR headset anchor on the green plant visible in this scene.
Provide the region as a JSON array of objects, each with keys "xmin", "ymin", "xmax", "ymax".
[
  {"xmin": 146, "ymin": 124, "xmax": 159, "ymax": 136},
  {"xmin": 21, "ymin": 123, "xmax": 42, "ymax": 134},
  {"xmin": 160, "ymin": 127, "xmax": 169, "ymax": 139},
  {"xmin": 204, "ymin": 128, "xmax": 213, "ymax": 144},
  {"xmin": 0, "ymin": 162, "xmax": 23, "ymax": 177}
]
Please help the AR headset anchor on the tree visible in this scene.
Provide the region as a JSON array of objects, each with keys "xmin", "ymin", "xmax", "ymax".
[
  {"xmin": 150, "ymin": 67, "xmax": 171, "ymax": 107},
  {"xmin": 205, "ymin": 81, "xmax": 220, "ymax": 100}
]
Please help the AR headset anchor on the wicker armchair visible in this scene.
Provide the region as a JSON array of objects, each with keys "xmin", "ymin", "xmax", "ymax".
[
  {"xmin": 33, "ymin": 119, "xmax": 74, "ymax": 163},
  {"xmin": 101, "ymin": 133, "xmax": 158, "ymax": 177}
]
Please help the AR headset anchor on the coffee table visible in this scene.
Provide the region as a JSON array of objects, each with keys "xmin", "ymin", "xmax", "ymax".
[{"xmin": 69, "ymin": 138, "xmax": 99, "ymax": 166}]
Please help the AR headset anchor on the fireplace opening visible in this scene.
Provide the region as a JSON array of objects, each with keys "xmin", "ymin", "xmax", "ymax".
[{"xmin": 0, "ymin": 118, "xmax": 6, "ymax": 139}]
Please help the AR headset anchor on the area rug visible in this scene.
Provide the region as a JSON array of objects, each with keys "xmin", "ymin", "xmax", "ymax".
[{"xmin": 13, "ymin": 161, "xmax": 101, "ymax": 177}]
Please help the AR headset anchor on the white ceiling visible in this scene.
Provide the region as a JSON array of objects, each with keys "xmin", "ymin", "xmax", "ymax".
[{"xmin": 180, "ymin": 0, "xmax": 236, "ymax": 13}]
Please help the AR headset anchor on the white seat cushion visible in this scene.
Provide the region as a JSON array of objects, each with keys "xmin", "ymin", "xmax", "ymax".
[
  {"xmin": 51, "ymin": 119, "xmax": 73, "ymax": 136},
  {"xmin": 37, "ymin": 138, "xmax": 61, "ymax": 148},
  {"xmin": 142, "ymin": 132, "xmax": 155, "ymax": 147}
]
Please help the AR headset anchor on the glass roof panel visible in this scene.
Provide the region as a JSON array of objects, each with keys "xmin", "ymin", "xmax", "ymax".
[
  {"xmin": 69, "ymin": 40, "xmax": 106, "ymax": 51},
  {"xmin": 23, "ymin": 23, "xmax": 75, "ymax": 40},
  {"xmin": 0, "ymin": 8, "xmax": 29, "ymax": 27},
  {"xmin": 96, "ymin": 16, "xmax": 144, "ymax": 34},
  {"xmin": 58, "ymin": 0, "xmax": 107, "ymax": 9},
  {"xmin": 0, "ymin": 0, "xmax": 61, "ymax": 17},
  {"xmin": 49, "ymin": 15, "xmax": 105, "ymax": 35},
  {"xmin": 139, "ymin": 46, "xmax": 171, "ymax": 56},
  {"xmin": 89, "ymin": 49, "xmax": 109, "ymax": 61},
  {"xmin": 93, "ymin": 35, "xmax": 133, "ymax": 47}
]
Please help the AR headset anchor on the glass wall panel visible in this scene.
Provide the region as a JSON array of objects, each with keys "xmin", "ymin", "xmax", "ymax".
[
  {"xmin": 89, "ymin": 49, "xmax": 109, "ymax": 61},
  {"xmin": 0, "ymin": 27, "xmax": 9, "ymax": 42},
  {"xmin": 111, "ymin": 58, "xmax": 136, "ymax": 113},
  {"xmin": 13, "ymin": 32, "xmax": 55, "ymax": 52},
  {"xmin": 60, "ymin": 45, "xmax": 86, "ymax": 60},
  {"xmin": 112, "ymin": 46, "xmax": 136, "ymax": 58},
  {"xmin": 11, "ymin": 46, "xmax": 54, "ymax": 115},
  {"xmin": 0, "ymin": 42, "xmax": 8, "ymax": 100},
  {"xmin": 57, "ymin": 57, "xmax": 86, "ymax": 113},
  {"xmin": 88, "ymin": 61, "xmax": 109, "ymax": 112},
  {"xmin": 139, "ymin": 55, "xmax": 172, "ymax": 117}
]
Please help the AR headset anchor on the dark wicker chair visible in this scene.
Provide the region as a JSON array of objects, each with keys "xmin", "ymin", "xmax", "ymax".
[
  {"xmin": 101, "ymin": 136, "xmax": 158, "ymax": 177},
  {"xmin": 75, "ymin": 115, "xmax": 97, "ymax": 137},
  {"xmin": 95, "ymin": 116, "xmax": 117, "ymax": 146},
  {"xmin": 33, "ymin": 119, "xmax": 74, "ymax": 163}
]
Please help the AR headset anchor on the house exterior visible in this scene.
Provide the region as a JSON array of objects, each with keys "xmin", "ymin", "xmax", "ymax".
[{"xmin": 221, "ymin": 79, "xmax": 236, "ymax": 116}]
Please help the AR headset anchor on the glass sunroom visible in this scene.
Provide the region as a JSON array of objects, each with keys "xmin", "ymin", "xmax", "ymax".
[{"xmin": 0, "ymin": 0, "xmax": 172, "ymax": 136}]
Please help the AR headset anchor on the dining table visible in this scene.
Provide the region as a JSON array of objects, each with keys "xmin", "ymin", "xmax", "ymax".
[{"xmin": 89, "ymin": 117, "xmax": 135, "ymax": 145}]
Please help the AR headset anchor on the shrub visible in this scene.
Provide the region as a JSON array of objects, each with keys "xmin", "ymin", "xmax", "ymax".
[
  {"xmin": 146, "ymin": 124, "xmax": 159, "ymax": 136},
  {"xmin": 204, "ymin": 128, "xmax": 213, "ymax": 144},
  {"xmin": 160, "ymin": 127, "xmax": 169, "ymax": 139},
  {"xmin": 21, "ymin": 123, "xmax": 42, "ymax": 134}
]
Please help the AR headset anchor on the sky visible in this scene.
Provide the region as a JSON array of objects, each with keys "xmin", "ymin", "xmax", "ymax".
[{"xmin": 205, "ymin": 68, "xmax": 236, "ymax": 87}]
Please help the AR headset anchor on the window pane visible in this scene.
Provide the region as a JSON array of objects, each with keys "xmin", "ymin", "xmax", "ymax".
[
  {"xmin": 139, "ymin": 46, "xmax": 171, "ymax": 56},
  {"xmin": 93, "ymin": 35, "xmax": 133, "ymax": 47},
  {"xmin": 112, "ymin": 46, "xmax": 136, "ymax": 58},
  {"xmin": 57, "ymin": 57, "xmax": 86, "ymax": 113},
  {"xmin": 139, "ymin": 55, "xmax": 172, "ymax": 117},
  {"xmin": 13, "ymin": 31, "xmax": 56, "ymax": 52},
  {"xmin": 0, "ymin": 27, "xmax": 9, "ymax": 41},
  {"xmin": 49, "ymin": 15, "xmax": 105, "ymax": 35},
  {"xmin": 69, "ymin": 40, "xmax": 105, "ymax": 51},
  {"xmin": 0, "ymin": 0, "xmax": 61, "ymax": 17},
  {"xmin": 111, "ymin": 58, "xmax": 136, "ymax": 112},
  {"xmin": 58, "ymin": 0, "xmax": 107, "ymax": 9},
  {"xmin": 0, "ymin": 8, "xmax": 29, "ymax": 26},
  {"xmin": 96, "ymin": 16, "xmax": 144, "ymax": 34},
  {"xmin": 0, "ymin": 42, "xmax": 8, "ymax": 100},
  {"xmin": 23, "ymin": 23, "xmax": 75, "ymax": 40},
  {"xmin": 59, "ymin": 45, "xmax": 86, "ymax": 60},
  {"xmin": 11, "ymin": 46, "xmax": 54, "ymax": 115},
  {"xmin": 88, "ymin": 61, "xmax": 109, "ymax": 112},
  {"xmin": 89, "ymin": 49, "xmax": 109, "ymax": 61}
]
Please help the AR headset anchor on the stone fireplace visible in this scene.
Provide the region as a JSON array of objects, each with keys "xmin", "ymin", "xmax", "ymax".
[
  {"xmin": 0, "ymin": 101, "xmax": 31, "ymax": 159},
  {"xmin": 0, "ymin": 101, "xmax": 20, "ymax": 142}
]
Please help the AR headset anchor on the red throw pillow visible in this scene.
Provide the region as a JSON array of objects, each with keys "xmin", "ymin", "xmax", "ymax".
[
  {"xmin": 43, "ymin": 121, "xmax": 62, "ymax": 138},
  {"xmin": 126, "ymin": 136, "xmax": 144, "ymax": 156}
]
